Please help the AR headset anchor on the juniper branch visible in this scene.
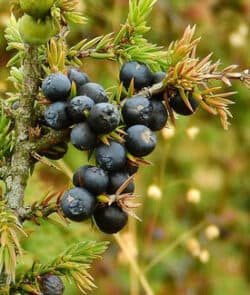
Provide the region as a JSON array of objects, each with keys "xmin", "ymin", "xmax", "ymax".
[
  {"xmin": 18, "ymin": 203, "xmax": 60, "ymax": 223},
  {"xmin": 35, "ymin": 129, "xmax": 70, "ymax": 153},
  {"xmin": 67, "ymin": 0, "xmax": 167, "ymax": 69},
  {"xmin": 5, "ymin": 45, "xmax": 42, "ymax": 210},
  {"xmin": 12, "ymin": 241, "xmax": 109, "ymax": 294},
  {"xmin": 136, "ymin": 69, "xmax": 250, "ymax": 99},
  {"xmin": 16, "ymin": 189, "xmax": 64, "ymax": 225}
]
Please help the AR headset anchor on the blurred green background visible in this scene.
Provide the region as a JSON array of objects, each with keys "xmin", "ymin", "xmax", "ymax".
[{"xmin": 0, "ymin": 0, "xmax": 250, "ymax": 294}]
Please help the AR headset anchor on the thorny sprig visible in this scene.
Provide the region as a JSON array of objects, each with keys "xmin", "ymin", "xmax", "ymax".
[
  {"xmin": 46, "ymin": 38, "xmax": 67, "ymax": 73},
  {"xmin": 163, "ymin": 25, "xmax": 250, "ymax": 129},
  {"xmin": 67, "ymin": 0, "xmax": 168, "ymax": 70},
  {"xmin": 18, "ymin": 190, "xmax": 66, "ymax": 225},
  {"xmin": 4, "ymin": 14, "xmax": 24, "ymax": 68},
  {"xmin": 56, "ymin": 0, "xmax": 87, "ymax": 25},
  {"xmin": 0, "ymin": 201, "xmax": 28, "ymax": 285},
  {"xmin": 12, "ymin": 241, "xmax": 109, "ymax": 294}
]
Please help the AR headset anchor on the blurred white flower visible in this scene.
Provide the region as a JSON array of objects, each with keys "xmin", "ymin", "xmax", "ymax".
[
  {"xmin": 186, "ymin": 126, "xmax": 200, "ymax": 140},
  {"xmin": 205, "ymin": 224, "xmax": 220, "ymax": 240},
  {"xmin": 229, "ymin": 23, "xmax": 248, "ymax": 48},
  {"xmin": 199, "ymin": 249, "xmax": 210, "ymax": 263},
  {"xmin": 239, "ymin": 23, "xmax": 248, "ymax": 37},
  {"xmin": 147, "ymin": 184, "xmax": 162, "ymax": 200},
  {"xmin": 186, "ymin": 188, "xmax": 201, "ymax": 204},
  {"xmin": 162, "ymin": 127, "xmax": 175, "ymax": 139},
  {"xmin": 186, "ymin": 238, "xmax": 201, "ymax": 257}
]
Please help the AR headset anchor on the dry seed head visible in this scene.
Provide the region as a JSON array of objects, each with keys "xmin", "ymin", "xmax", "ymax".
[
  {"xmin": 186, "ymin": 188, "xmax": 201, "ymax": 204},
  {"xmin": 147, "ymin": 184, "xmax": 162, "ymax": 200},
  {"xmin": 205, "ymin": 224, "xmax": 220, "ymax": 240},
  {"xmin": 199, "ymin": 249, "xmax": 210, "ymax": 263},
  {"xmin": 186, "ymin": 238, "xmax": 201, "ymax": 257}
]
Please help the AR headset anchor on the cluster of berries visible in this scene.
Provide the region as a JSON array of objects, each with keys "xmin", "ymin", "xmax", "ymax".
[{"xmin": 41, "ymin": 61, "xmax": 199, "ymax": 235}]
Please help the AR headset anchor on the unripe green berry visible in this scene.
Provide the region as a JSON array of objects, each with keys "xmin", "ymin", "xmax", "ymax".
[
  {"xmin": 19, "ymin": 15, "xmax": 58, "ymax": 45},
  {"xmin": 20, "ymin": 0, "xmax": 55, "ymax": 18}
]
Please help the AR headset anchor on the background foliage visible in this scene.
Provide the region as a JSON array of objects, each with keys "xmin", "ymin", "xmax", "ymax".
[{"xmin": 0, "ymin": 0, "xmax": 249, "ymax": 294}]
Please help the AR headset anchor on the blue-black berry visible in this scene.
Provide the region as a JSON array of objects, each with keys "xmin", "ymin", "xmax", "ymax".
[
  {"xmin": 44, "ymin": 102, "xmax": 71, "ymax": 130},
  {"xmin": 67, "ymin": 95, "xmax": 94, "ymax": 123},
  {"xmin": 152, "ymin": 71, "xmax": 166, "ymax": 84},
  {"xmin": 88, "ymin": 103, "xmax": 120, "ymax": 134},
  {"xmin": 40, "ymin": 274, "xmax": 64, "ymax": 295},
  {"xmin": 68, "ymin": 67, "xmax": 89, "ymax": 91},
  {"xmin": 73, "ymin": 165, "xmax": 109, "ymax": 195},
  {"xmin": 125, "ymin": 162, "xmax": 139, "ymax": 175},
  {"xmin": 78, "ymin": 82, "xmax": 108, "ymax": 103},
  {"xmin": 119, "ymin": 61, "xmax": 153, "ymax": 90},
  {"xmin": 94, "ymin": 203, "xmax": 128, "ymax": 234},
  {"xmin": 42, "ymin": 73, "xmax": 71, "ymax": 101},
  {"xmin": 170, "ymin": 93, "xmax": 199, "ymax": 116},
  {"xmin": 122, "ymin": 96, "xmax": 153, "ymax": 127},
  {"xmin": 148, "ymin": 100, "xmax": 168, "ymax": 131},
  {"xmin": 95, "ymin": 141, "xmax": 126, "ymax": 172},
  {"xmin": 11, "ymin": 101, "xmax": 20, "ymax": 110},
  {"xmin": 125, "ymin": 125, "xmax": 157, "ymax": 157},
  {"xmin": 70, "ymin": 122, "xmax": 97, "ymax": 150},
  {"xmin": 108, "ymin": 171, "xmax": 135, "ymax": 194},
  {"xmin": 73, "ymin": 165, "xmax": 91, "ymax": 187},
  {"xmin": 151, "ymin": 71, "xmax": 167, "ymax": 100},
  {"xmin": 61, "ymin": 187, "xmax": 96, "ymax": 221}
]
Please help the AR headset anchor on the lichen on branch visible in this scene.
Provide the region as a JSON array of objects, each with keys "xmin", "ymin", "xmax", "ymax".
[{"xmin": 5, "ymin": 45, "xmax": 42, "ymax": 210}]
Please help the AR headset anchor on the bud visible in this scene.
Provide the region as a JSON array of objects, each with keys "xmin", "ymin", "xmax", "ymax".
[
  {"xmin": 147, "ymin": 184, "xmax": 162, "ymax": 200},
  {"xmin": 199, "ymin": 249, "xmax": 210, "ymax": 263},
  {"xmin": 205, "ymin": 225, "xmax": 220, "ymax": 240},
  {"xmin": 186, "ymin": 188, "xmax": 201, "ymax": 204},
  {"xmin": 162, "ymin": 127, "xmax": 175, "ymax": 139},
  {"xmin": 186, "ymin": 238, "xmax": 201, "ymax": 257}
]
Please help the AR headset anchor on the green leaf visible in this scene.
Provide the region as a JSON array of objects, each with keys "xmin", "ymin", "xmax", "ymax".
[
  {"xmin": 8, "ymin": 67, "xmax": 24, "ymax": 91},
  {"xmin": 95, "ymin": 33, "xmax": 114, "ymax": 51},
  {"xmin": 127, "ymin": 0, "xmax": 157, "ymax": 33},
  {"xmin": 0, "ymin": 103, "xmax": 15, "ymax": 160},
  {"xmin": 4, "ymin": 14, "xmax": 24, "ymax": 51},
  {"xmin": 6, "ymin": 52, "xmax": 24, "ymax": 68},
  {"xmin": 64, "ymin": 11, "xmax": 88, "ymax": 24}
]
